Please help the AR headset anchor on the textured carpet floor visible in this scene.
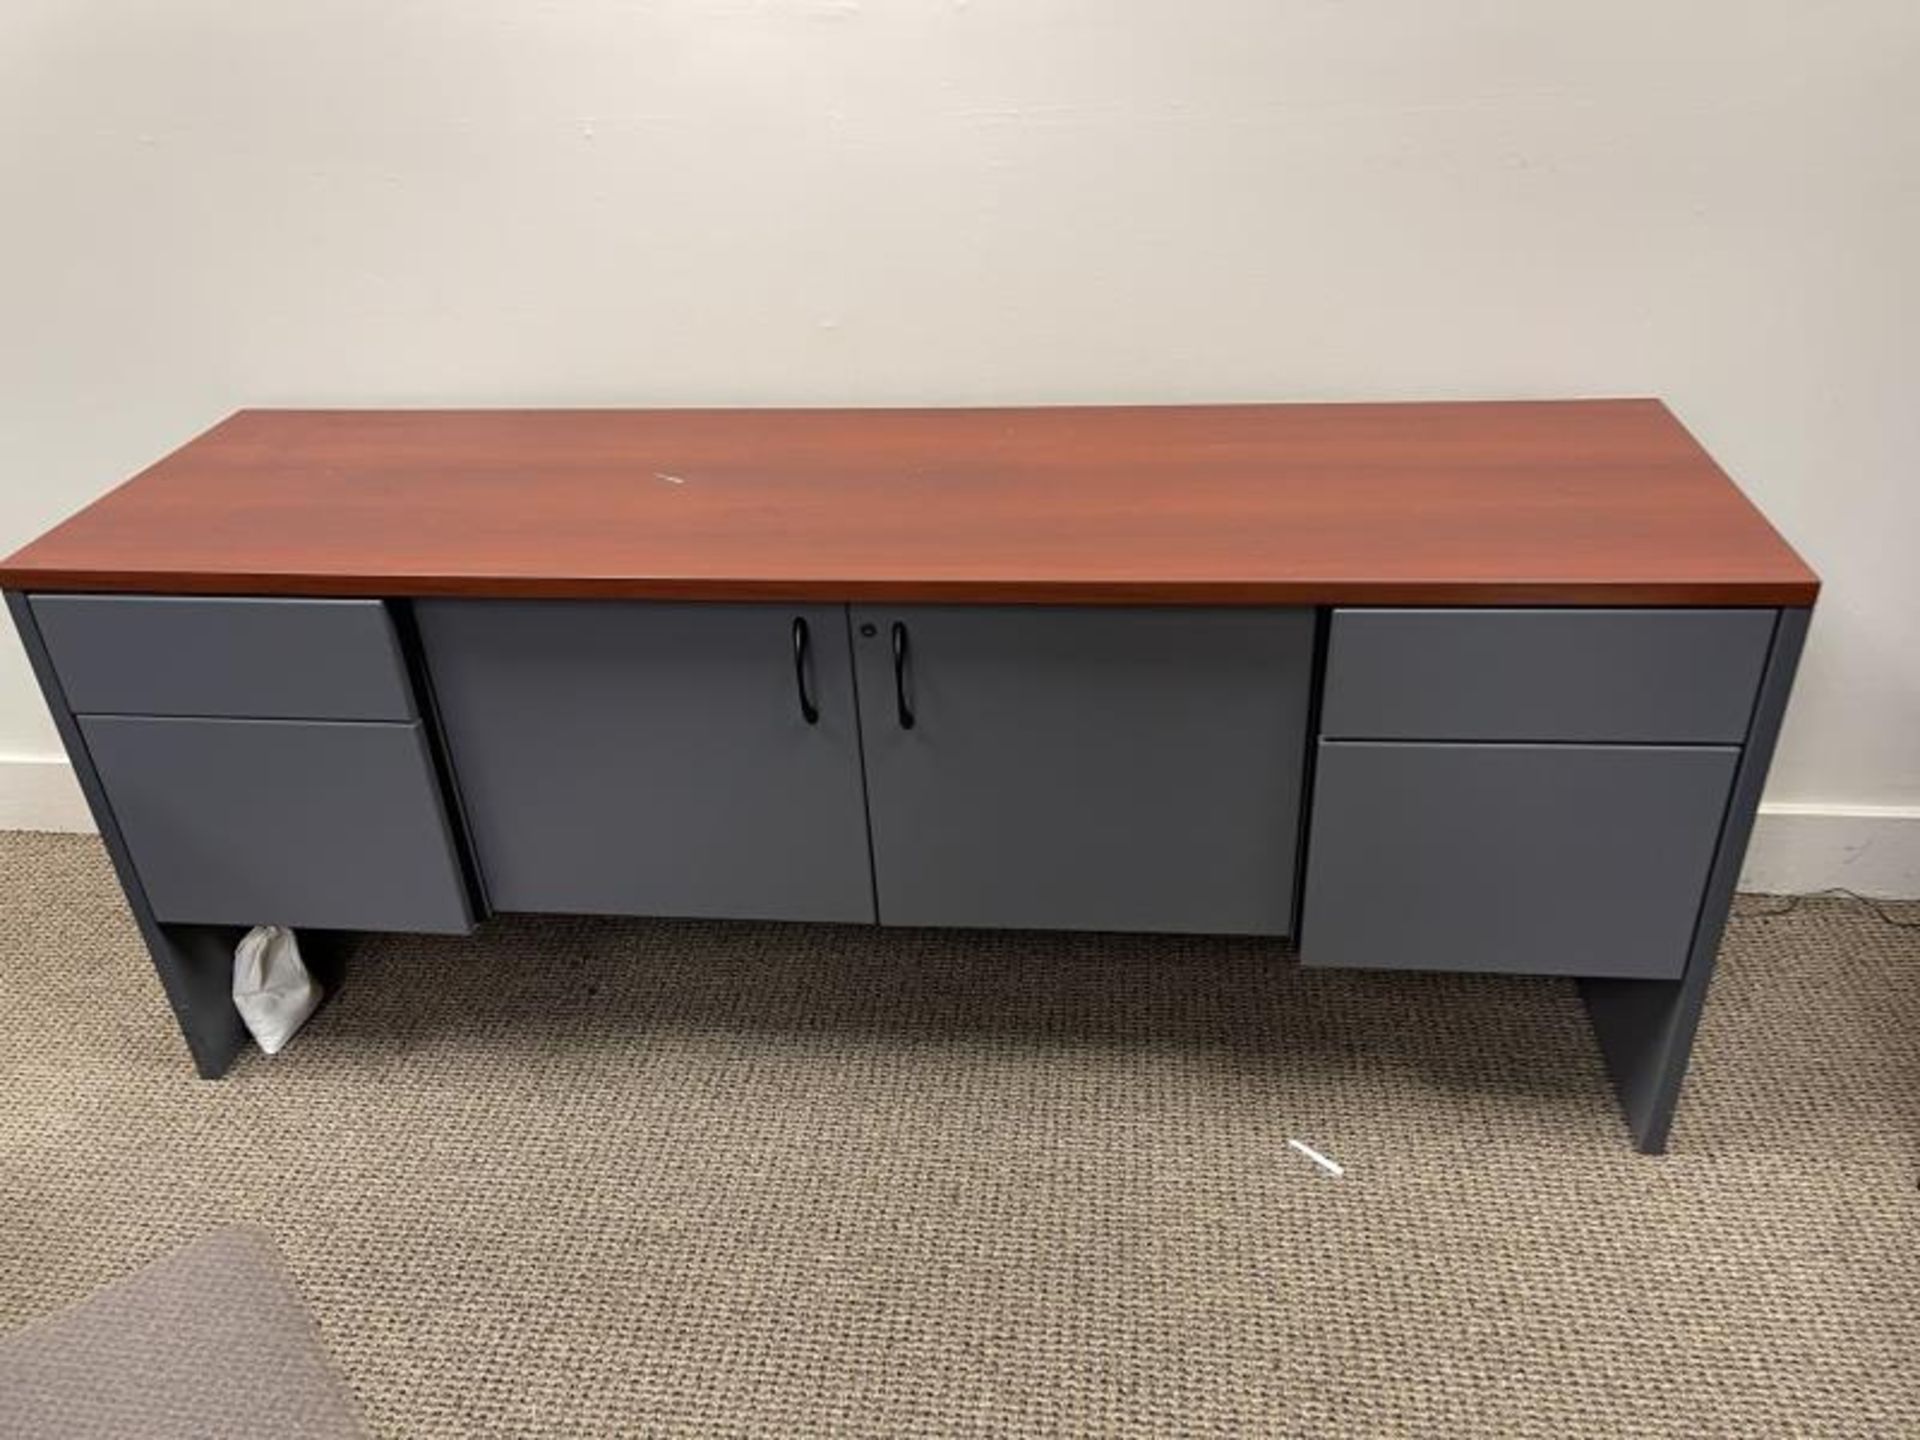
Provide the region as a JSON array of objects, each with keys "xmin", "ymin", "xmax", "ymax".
[{"xmin": 1, "ymin": 833, "xmax": 1914, "ymax": 1437}]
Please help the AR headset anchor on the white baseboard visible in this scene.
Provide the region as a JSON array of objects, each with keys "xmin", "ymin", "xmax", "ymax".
[
  {"xmin": 1735, "ymin": 802, "xmax": 1920, "ymax": 899},
  {"xmin": 0, "ymin": 755, "xmax": 1915, "ymax": 898},
  {"xmin": 0, "ymin": 755, "xmax": 94, "ymax": 832}
]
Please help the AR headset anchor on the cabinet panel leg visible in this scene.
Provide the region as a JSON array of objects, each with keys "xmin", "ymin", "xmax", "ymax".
[
  {"xmin": 1580, "ymin": 976, "xmax": 1697, "ymax": 1153},
  {"xmin": 154, "ymin": 924, "xmax": 251, "ymax": 1078},
  {"xmin": 1583, "ymin": 607, "xmax": 1809, "ymax": 1154}
]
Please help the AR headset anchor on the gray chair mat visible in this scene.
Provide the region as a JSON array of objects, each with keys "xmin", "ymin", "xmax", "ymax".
[{"xmin": 0, "ymin": 1225, "xmax": 368, "ymax": 1439}]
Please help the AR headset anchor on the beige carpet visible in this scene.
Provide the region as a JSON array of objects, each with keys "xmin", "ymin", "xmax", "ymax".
[{"xmin": 1, "ymin": 832, "xmax": 1914, "ymax": 1437}]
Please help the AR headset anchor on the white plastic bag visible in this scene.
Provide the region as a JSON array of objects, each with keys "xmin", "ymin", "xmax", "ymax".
[{"xmin": 232, "ymin": 925, "xmax": 320, "ymax": 1056}]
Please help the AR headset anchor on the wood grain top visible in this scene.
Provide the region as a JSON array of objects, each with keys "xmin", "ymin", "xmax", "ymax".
[{"xmin": 0, "ymin": 401, "xmax": 1817, "ymax": 606}]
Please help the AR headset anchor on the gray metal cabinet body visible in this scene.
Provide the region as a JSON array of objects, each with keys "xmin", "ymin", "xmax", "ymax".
[
  {"xmin": 1301, "ymin": 741, "xmax": 1737, "ymax": 978},
  {"xmin": 850, "ymin": 605, "xmax": 1314, "ymax": 935},
  {"xmin": 80, "ymin": 716, "xmax": 473, "ymax": 933},
  {"xmin": 416, "ymin": 600, "xmax": 875, "ymax": 923}
]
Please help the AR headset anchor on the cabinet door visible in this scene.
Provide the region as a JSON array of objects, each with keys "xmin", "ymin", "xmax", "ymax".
[
  {"xmin": 416, "ymin": 601, "xmax": 874, "ymax": 922},
  {"xmin": 851, "ymin": 606, "xmax": 1314, "ymax": 935}
]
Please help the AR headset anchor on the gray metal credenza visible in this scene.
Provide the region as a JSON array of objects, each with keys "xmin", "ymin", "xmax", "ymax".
[{"xmin": 0, "ymin": 402, "xmax": 1819, "ymax": 1152}]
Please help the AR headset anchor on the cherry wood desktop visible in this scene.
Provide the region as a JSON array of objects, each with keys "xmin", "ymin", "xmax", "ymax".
[{"xmin": 1, "ymin": 400, "xmax": 1817, "ymax": 1152}]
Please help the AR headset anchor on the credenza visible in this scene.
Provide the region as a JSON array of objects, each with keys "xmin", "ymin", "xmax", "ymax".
[{"xmin": 0, "ymin": 401, "xmax": 1819, "ymax": 1152}]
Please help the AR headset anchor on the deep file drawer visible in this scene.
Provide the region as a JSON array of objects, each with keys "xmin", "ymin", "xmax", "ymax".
[
  {"xmin": 80, "ymin": 716, "xmax": 473, "ymax": 933},
  {"xmin": 31, "ymin": 595, "xmax": 417, "ymax": 720},
  {"xmin": 1300, "ymin": 741, "xmax": 1737, "ymax": 979},
  {"xmin": 1321, "ymin": 608, "xmax": 1774, "ymax": 743}
]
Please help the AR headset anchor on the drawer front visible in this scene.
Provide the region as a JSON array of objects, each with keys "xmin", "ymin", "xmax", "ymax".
[
  {"xmin": 1301, "ymin": 741, "xmax": 1736, "ymax": 979},
  {"xmin": 31, "ymin": 595, "xmax": 416, "ymax": 721},
  {"xmin": 1321, "ymin": 608, "xmax": 1774, "ymax": 743},
  {"xmin": 80, "ymin": 716, "xmax": 472, "ymax": 933}
]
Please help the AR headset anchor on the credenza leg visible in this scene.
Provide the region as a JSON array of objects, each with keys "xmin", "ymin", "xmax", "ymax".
[
  {"xmin": 1582, "ymin": 606, "xmax": 1810, "ymax": 1154},
  {"xmin": 152, "ymin": 923, "xmax": 252, "ymax": 1078},
  {"xmin": 1581, "ymin": 975, "xmax": 1698, "ymax": 1154}
]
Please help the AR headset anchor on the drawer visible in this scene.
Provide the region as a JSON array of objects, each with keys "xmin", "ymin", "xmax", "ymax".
[
  {"xmin": 31, "ymin": 595, "xmax": 416, "ymax": 721},
  {"xmin": 1300, "ymin": 741, "xmax": 1735, "ymax": 979},
  {"xmin": 1321, "ymin": 608, "xmax": 1774, "ymax": 743},
  {"xmin": 81, "ymin": 716, "xmax": 472, "ymax": 933}
]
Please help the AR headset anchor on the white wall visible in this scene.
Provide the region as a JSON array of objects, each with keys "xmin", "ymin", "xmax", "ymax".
[{"xmin": 2, "ymin": 2, "xmax": 1916, "ymax": 891}]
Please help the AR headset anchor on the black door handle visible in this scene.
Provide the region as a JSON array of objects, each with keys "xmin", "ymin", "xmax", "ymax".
[
  {"xmin": 890, "ymin": 621, "xmax": 915, "ymax": 729},
  {"xmin": 791, "ymin": 616, "xmax": 819, "ymax": 724}
]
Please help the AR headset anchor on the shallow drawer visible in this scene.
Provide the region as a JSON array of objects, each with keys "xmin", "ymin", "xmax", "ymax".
[
  {"xmin": 81, "ymin": 716, "xmax": 472, "ymax": 933},
  {"xmin": 1300, "ymin": 740, "xmax": 1735, "ymax": 979},
  {"xmin": 1321, "ymin": 608, "xmax": 1774, "ymax": 743},
  {"xmin": 31, "ymin": 595, "xmax": 416, "ymax": 721}
]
